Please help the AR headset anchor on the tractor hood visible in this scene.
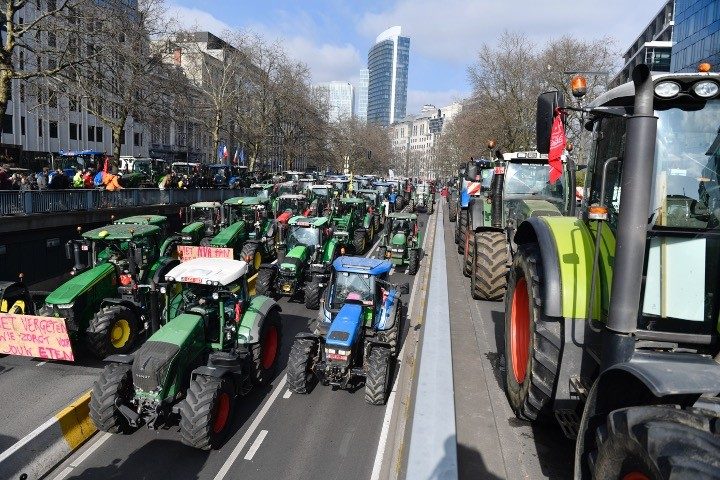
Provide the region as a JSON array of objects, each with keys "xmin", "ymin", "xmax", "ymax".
[
  {"xmin": 211, "ymin": 220, "xmax": 246, "ymax": 247},
  {"xmin": 45, "ymin": 263, "xmax": 115, "ymax": 305},
  {"xmin": 511, "ymin": 198, "xmax": 563, "ymax": 219},
  {"xmin": 147, "ymin": 313, "xmax": 204, "ymax": 347},
  {"xmin": 280, "ymin": 245, "xmax": 310, "ymax": 272},
  {"xmin": 326, "ymin": 303, "xmax": 363, "ymax": 349},
  {"xmin": 391, "ymin": 233, "xmax": 407, "ymax": 246},
  {"xmin": 181, "ymin": 222, "xmax": 205, "ymax": 235}
]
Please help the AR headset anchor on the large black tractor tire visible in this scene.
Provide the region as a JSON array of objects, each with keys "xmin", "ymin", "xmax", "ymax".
[
  {"xmin": 448, "ymin": 200, "xmax": 457, "ymax": 222},
  {"xmin": 249, "ymin": 310, "xmax": 283, "ymax": 385},
  {"xmin": 240, "ymin": 242, "xmax": 262, "ymax": 274},
  {"xmin": 395, "ymin": 196, "xmax": 405, "ymax": 211},
  {"xmin": 472, "ymin": 231, "xmax": 509, "ymax": 301},
  {"xmin": 353, "ymin": 229, "xmax": 367, "ymax": 254},
  {"xmin": 287, "ymin": 337, "xmax": 319, "ymax": 394},
  {"xmin": 180, "ymin": 376, "xmax": 235, "ymax": 450},
  {"xmin": 503, "ymin": 243, "xmax": 561, "ymax": 422},
  {"xmin": 89, "ymin": 363, "xmax": 135, "ymax": 434},
  {"xmin": 86, "ymin": 305, "xmax": 139, "ymax": 359},
  {"xmin": 255, "ymin": 268, "xmax": 274, "ymax": 296},
  {"xmin": 304, "ymin": 277, "xmax": 323, "ymax": 310},
  {"xmin": 407, "ymin": 248, "xmax": 420, "ymax": 275},
  {"xmin": 365, "ymin": 346, "xmax": 392, "ymax": 405},
  {"xmin": 373, "ymin": 214, "xmax": 380, "ymax": 233},
  {"xmin": 590, "ymin": 406, "xmax": 720, "ymax": 480},
  {"xmin": 379, "ymin": 300, "xmax": 404, "ymax": 355},
  {"xmin": 463, "ymin": 229, "xmax": 475, "ymax": 277},
  {"xmin": 457, "ymin": 210, "xmax": 468, "ymax": 254}
]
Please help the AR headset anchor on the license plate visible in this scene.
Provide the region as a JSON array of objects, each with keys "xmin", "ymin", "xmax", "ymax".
[
  {"xmin": 327, "ymin": 353, "xmax": 348, "ymax": 361},
  {"xmin": 81, "ymin": 245, "xmax": 89, "ymax": 251}
]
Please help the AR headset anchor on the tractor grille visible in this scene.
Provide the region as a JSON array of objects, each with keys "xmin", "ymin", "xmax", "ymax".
[{"xmin": 132, "ymin": 341, "xmax": 179, "ymax": 393}]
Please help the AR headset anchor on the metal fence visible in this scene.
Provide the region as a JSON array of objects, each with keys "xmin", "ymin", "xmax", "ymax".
[{"xmin": 0, "ymin": 188, "xmax": 243, "ymax": 216}]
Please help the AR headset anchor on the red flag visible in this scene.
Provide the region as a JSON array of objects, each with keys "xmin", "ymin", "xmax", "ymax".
[{"xmin": 548, "ymin": 108, "xmax": 565, "ymax": 184}]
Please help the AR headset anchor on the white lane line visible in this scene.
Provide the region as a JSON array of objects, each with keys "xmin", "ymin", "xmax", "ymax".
[
  {"xmin": 213, "ymin": 375, "xmax": 287, "ymax": 480},
  {"xmin": 49, "ymin": 433, "xmax": 112, "ymax": 480},
  {"xmin": 282, "ymin": 389, "xmax": 292, "ymax": 399},
  {"xmin": 36, "ymin": 361, "xmax": 46, "ymax": 366},
  {"xmin": 243, "ymin": 430, "xmax": 268, "ymax": 461},
  {"xmin": 366, "ymin": 235, "xmax": 382, "ymax": 258},
  {"xmin": 370, "ymin": 210, "xmax": 434, "ymax": 480},
  {"xmin": 50, "ymin": 466, "xmax": 74, "ymax": 480}
]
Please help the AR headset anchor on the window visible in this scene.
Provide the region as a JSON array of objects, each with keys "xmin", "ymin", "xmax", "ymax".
[
  {"xmin": 20, "ymin": 116, "xmax": 25, "ymax": 135},
  {"xmin": 120, "ymin": 130, "xmax": 125, "ymax": 144},
  {"xmin": 78, "ymin": 123, "xmax": 82, "ymax": 140},
  {"xmin": 19, "ymin": 51, "xmax": 24, "ymax": 69},
  {"xmin": 133, "ymin": 132, "xmax": 141, "ymax": 146},
  {"xmin": 49, "ymin": 121, "xmax": 57, "ymax": 138},
  {"xmin": 47, "ymin": 32, "xmax": 56, "ymax": 48},
  {"xmin": 19, "ymin": 84, "xmax": 24, "ymax": 103},
  {"xmin": 96, "ymin": 126, "xmax": 103, "ymax": 143},
  {"xmin": 69, "ymin": 122, "xmax": 77, "ymax": 140},
  {"xmin": 2, "ymin": 114, "xmax": 12, "ymax": 134},
  {"xmin": 38, "ymin": 119, "xmax": 43, "ymax": 137},
  {"xmin": 88, "ymin": 125, "xmax": 95, "ymax": 142}
]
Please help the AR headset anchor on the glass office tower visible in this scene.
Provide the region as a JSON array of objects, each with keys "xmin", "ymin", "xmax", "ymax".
[
  {"xmin": 672, "ymin": 0, "xmax": 720, "ymax": 72},
  {"xmin": 367, "ymin": 26, "xmax": 410, "ymax": 126}
]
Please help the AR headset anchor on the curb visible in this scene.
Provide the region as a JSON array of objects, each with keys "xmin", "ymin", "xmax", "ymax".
[{"xmin": 0, "ymin": 391, "xmax": 96, "ymax": 480}]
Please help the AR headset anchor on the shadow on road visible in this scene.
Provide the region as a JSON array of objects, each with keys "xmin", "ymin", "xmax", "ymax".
[{"xmin": 0, "ymin": 434, "xmax": 18, "ymax": 454}]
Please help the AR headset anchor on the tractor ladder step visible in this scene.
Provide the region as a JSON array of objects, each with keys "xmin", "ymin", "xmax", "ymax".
[
  {"xmin": 569, "ymin": 376, "xmax": 591, "ymax": 402},
  {"xmin": 554, "ymin": 409, "xmax": 580, "ymax": 439}
]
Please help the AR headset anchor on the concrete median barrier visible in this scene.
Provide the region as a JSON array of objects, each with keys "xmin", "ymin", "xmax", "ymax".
[{"xmin": 0, "ymin": 391, "xmax": 96, "ymax": 480}]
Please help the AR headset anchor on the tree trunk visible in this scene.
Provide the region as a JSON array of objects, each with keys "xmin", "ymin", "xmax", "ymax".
[
  {"xmin": 212, "ymin": 108, "xmax": 222, "ymax": 163},
  {"xmin": 111, "ymin": 125, "xmax": 123, "ymax": 174},
  {"xmin": 0, "ymin": 68, "xmax": 12, "ymax": 119}
]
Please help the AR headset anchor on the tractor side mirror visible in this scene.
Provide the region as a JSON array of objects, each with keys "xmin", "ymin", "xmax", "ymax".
[
  {"xmin": 400, "ymin": 283, "xmax": 410, "ymax": 294},
  {"xmin": 536, "ymin": 90, "xmax": 565, "ymax": 154}
]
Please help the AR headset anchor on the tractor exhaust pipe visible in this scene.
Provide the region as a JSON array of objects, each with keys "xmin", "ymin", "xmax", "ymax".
[{"xmin": 601, "ymin": 64, "xmax": 658, "ymax": 370}]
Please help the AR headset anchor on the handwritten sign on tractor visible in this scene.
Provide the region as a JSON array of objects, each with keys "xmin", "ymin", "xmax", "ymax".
[
  {"xmin": 0, "ymin": 314, "xmax": 74, "ymax": 361},
  {"xmin": 178, "ymin": 245, "xmax": 234, "ymax": 262}
]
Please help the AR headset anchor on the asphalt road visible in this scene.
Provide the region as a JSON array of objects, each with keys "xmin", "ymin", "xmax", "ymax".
[
  {"xmin": 442, "ymin": 202, "xmax": 574, "ymax": 480},
  {"xmin": 40, "ymin": 212, "xmax": 431, "ymax": 480}
]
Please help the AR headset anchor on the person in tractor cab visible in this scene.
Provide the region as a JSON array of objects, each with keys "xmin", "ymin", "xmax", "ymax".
[{"xmin": 333, "ymin": 272, "xmax": 374, "ymax": 307}]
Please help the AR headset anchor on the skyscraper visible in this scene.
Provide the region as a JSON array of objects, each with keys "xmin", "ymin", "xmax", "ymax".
[
  {"xmin": 672, "ymin": 0, "xmax": 720, "ymax": 72},
  {"xmin": 315, "ymin": 81, "xmax": 355, "ymax": 123},
  {"xmin": 356, "ymin": 68, "xmax": 369, "ymax": 122},
  {"xmin": 367, "ymin": 26, "xmax": 410, "ymax": 126}
]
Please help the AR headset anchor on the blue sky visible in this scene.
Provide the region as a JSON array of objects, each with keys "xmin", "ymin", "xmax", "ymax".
[{"xmin": 168, "ymin": 0, "xmax": 668, "ymax": 114}]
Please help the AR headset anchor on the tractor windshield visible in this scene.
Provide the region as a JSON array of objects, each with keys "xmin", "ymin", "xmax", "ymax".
[
  {"xmin": 504, "ymin": 162, "xmax": 566, "ymax": 203},
  {"xmin": 650, "ymin": 100, "xmax": 720, "ymax": 231},
  {"xmin": 375, "ymin": 184, "xmax": 390, "ymax": 195},
  {"xmin": 312, "ymin": 187, "xmax": 330, "ymax": 197},
  {"xmin": 189, "ymin": 207, "xmax": 220, "ymax": 224},
  {"xmin": 278, "ymin": 198, "xmax": 305, "ymax": 213},
  {"xmin": 286, "ymin": 226, "xmax": 321, "ymax": 249},
  {"xmin": 332, "ymin": 272, "xmax": 374, "ymax": 308},
  {"xmin": 133, "ymin": 161, "xmax": 152, "ymax": 175}
]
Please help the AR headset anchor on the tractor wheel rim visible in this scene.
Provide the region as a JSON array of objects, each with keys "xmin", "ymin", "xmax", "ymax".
[
  {"xmin": 261, "ymin": 326, "xmax": 279, "ymax": 370},
  {"xmin": 622, "ymin": 473, "xmax": 651, "ymax": 480},
  {"xmin": 510, "ymin": 277, "xmax": 530, "ymax": 384},
  {"xmin": 254, "ymin": 251, "xmax": 262, "ymax": 270},
  {"xmin": 212, "ymin": 392, "xmax": 231, "ymax": 434},
  {"xmin": 110, "ymin": 319, "xmax": 131, "ymax": 348}
]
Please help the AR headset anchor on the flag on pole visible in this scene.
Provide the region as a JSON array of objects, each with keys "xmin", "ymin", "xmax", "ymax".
[
  {"xmin": 548, "ymin": 108, "xmax": 566, "ymax": 185},
  {"xmin": 233, "ymin": 147, "xmax": 240, "ymax": 165},
  {"xmin": 222, "ymin": 144, "xmax": 228, "ymax": 160},
  {"xmin": 239, "ymin": 147, "xmax": 245, "ymax": 166},
  {"xmin": 217, "ymin": 143, "xmax": 224, "ymax": 161}
]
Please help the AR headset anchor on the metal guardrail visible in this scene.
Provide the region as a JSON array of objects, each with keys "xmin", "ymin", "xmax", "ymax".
[
  {"xmin": 405, "ymin": 205, "xmax": 458, "ymax": 479},
  {"xmin": 0, "ymin": 188, "xmax": 242, "ymax": 215}
]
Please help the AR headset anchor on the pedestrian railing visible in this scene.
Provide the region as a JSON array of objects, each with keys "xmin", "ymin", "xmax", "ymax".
[{"xmin": 0, "ymin": 188, "xmax": 244, "ymax": 216}]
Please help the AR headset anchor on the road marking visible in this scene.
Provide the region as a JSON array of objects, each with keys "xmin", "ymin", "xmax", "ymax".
[
  {"xmin": 213, "ymin": 375, "xmax": 287, "ymax": 480},
  {"xmin": 51, "ymin": 467, "xmax": 73, "ymax": 480},
  {"xmin": 49, "ymin": 432, "xmax": 112, "ymax": 480},
  {"xmin": 36, "ymin": 361, "xmax": 46, "ymax": 366},
  {"xmin": 370, "ymin": 210, "xmax": 434, "ymax": 480},
  {"xmin": 339, "ymin": 430, "xmax": 353, "ymax": 458},
  {"xmin": 243, "ymin": 429, "xmax": 268, "ymax": 461},
  {"xmin": 282, "ymin": 389, "xmax": 292, "ymax": 399},
  {"xmin": 366, "ymin": 235, "xmax": 382, "ymax": 258}
]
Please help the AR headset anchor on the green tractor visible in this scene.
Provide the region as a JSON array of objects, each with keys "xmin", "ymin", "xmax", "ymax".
[
  {"xmin": 463, "ymin": 149, "xmax": 576, "ymax": 301},
  {"xmin": 330, "ymin": 197, "xmax": 374, "ymax": 254},
  {"xmin": 355, "ymin": 188, "xmax": 386, "ymax": 233},
  {"xmin": 412, "ymin": 182, "xmax": 435, "ymax": 214},
  {"xmin": 503, "ymin": 66, "xmax": 720, "ymax": 478},
  {"xmin": 377, "ymin": 212, "xmax": 422, "ymax": 275},
  {"xmin": 255, "ymin": 216, "xmax": 340, "ymax": 309},
  {"xmin": 89, "ymin": 257, "xmax": 282, "ymax": 450},
  {"xmin": 39, "ymin": 224, "xmax": 178, "ymax": 359},
  {"xmin": 179, "ymin": 202, "xmax": 225, "ymax": 247},
  {"xmin": 113, "ymin": 214, "xmax": 169, "ymax": 238},
  {"xmin": 221, "ymin": 196, "xmax": 278, "ymax": 273}
]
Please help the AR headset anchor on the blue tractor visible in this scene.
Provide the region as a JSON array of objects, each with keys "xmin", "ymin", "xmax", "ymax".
[{"xmin": 286, "ymin": 256, "xmax": 408, "ymax": 404}]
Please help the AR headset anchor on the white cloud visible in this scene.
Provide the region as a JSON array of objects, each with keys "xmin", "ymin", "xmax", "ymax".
[
  {"xmin": 407, "ymin": 89, "xmax": 468, "ymax": 116},
  {"xmin": 274, "ymin": 37, "xmax": 362, "ymax": 84},
  {"xmin": 166, "ymin": 4, "xmax": 232, "ymax": 34},
  {"xmin": 359, "ymin": 0, "xmax": 668, "ymax": 65}
]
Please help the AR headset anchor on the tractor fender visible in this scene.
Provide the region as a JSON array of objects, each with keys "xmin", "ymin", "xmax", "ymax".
[
  {"xmin": 104, "ymin": 353, "xmax": 134, "ymax": 364},
  {"xmin": 151, "ymin": 257, "xmax": 180, "ymax": 286},
  {"xmin": 191, "ymin": 365, "xmax": 230, "ymax": 380},
  {"xmin": 100, "ymin": 297, "xmax": 143, "ymax": 316},
  {"xmin": 322, "ymin": 238, "xmax": 339, "ymax": 263},
  {"xmin": 376, "ymin": 291, "xmax": 400, "ymax": 330},
  {"xmin": 238, "ymin": 296, "xmax": 281, "ymax": 344},
  {"xmin": 468, "ymin": 197, "xmax": 486, "ymax": 231},
  {"xmin": 159, "ymin": 235, "xmax": 181, "ymax": 258},
  {"xmin": 514, "ymin": 216, "xmax": 599, "ymax": 320},
  {"xmin": 363, "ymin": 214, "xmax": 372, "ymax": 230}
]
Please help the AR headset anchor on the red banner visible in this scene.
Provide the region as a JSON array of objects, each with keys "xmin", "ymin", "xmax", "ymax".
[
  {"xmin": 178, "ymin": 245, "xmax": 234, "ymax": 261},
  {"xmin": 548, "ymin": 108, "xmax": 566, "ymax": 184}
]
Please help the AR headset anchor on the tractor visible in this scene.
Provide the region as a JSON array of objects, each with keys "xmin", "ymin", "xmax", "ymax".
[
  {"xmin": 412, "ymin": 182, "xmax": 435, "ymax": 214},
  {"xmin": 179, "ymin": 202, "xmax": 225, "ymax": 247},
  {"xmin": 287, "ymin": 256, "xmax": 408, "ymax": 405},
  {"xmin": 355, "ymin": 188, "xmax": 387, "ymax": 233},
  {"xmin": 249, "ymin": 183, "xmax": 275, "ymax": 203},
  {"xmin": 221, "ymin": 196, "xmax": 278, "ymax": 273},
  {"xmin": 113, "ymin": 215, "xmax": 168, "ymax": 238},
  {"xmin": 89, "ymin": 257, "xmax": 282, "ymax": 450},
  {"xmin": 255, "ymin": 216, "xmax": 340, "ymax": 309},
  {"xmin": 308, "ymin": 184, "xmax": 333, "ymax": 216},
  {"xmin": 463, "ymin": 149, "xmax": 576, "ymax": 300},
  {"xmin": 38, "ymin": 224, "xmax": 178, "ymax": 359},
  {"xmin": 452, "ymin": 157, "xmax": 491, "ymax": 257},
  {"xmin": 274, "ymin": 193, "xmax": 310, "ymax": 226},
  {"xmin": 376, "ymin": 213, "xmax": 422, "ymax": 275},
  {"xmin": 330, "ymin": 197, "xmax": 374, "ymax": 254},
  {"xmin": 502, "ymin": 65, "xmax": 720, "ymax": 478},
  {"xmin": 373, "ymin": 181, "xmax": 403, "ymax": 212}
]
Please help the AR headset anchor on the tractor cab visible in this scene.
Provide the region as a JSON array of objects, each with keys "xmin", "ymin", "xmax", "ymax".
[
  {"xmin": 298, "ymin": 177, "xmax": 316, "ymax": 194},
  {"xmin": 275, "ymin": 194, "xmax": 309, "ymax": 224},
  {"xmin": 224, "ymin": 197, "xmax": 272, "ymax": 237},
  {"xmin": 329, "ymin": 178, "xmax": 350, "ymax": 196},
  {"xmin": 249, "ymin": 183, "xmax": 275, "ymax": 201},
  {"xmin": 283, "ymin": 170, "xmax": 304, "ymax": 183},
  {"xmin": 323, "ymin": 257, "xmax": 393, "ymax": 321},
  {"xmin": 285, "ymin": 216, "xmax": 329, "ymax": 257},
  {"xmin": 373, "ymin": 182, "xmax": 392, "ymax": 198},
  {"xmin": 181, "ymin": 202, "xmax": 225, "ymax": 245},
  {"xmin": 114, "ymin": 215, "xmax": 168, "ymax": 238},
  {"xmin": 78, "ymin": 224, "xmax": 162, "ymax": 273}
]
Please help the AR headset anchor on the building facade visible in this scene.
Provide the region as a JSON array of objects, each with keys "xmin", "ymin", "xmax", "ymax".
[
  {"xmin": 315, "ymin": 81, "xmax": 355, "ymax": 123},
  {"xmin": 611, "ymin": 1, "xmax": 675, "ymax": 86},
  {"xmin": 356, "ymin": 68, "xmax": 369, "ymax": 122},
  {"xmin": 672, "ymin": 0, "xmax": 720, "ymax": 72},
  {"xmin": 367, "ymin": 26, "xmax": 410, "ymax": 127},
  {"xmin": 390, "ymin": 101, "xmax": 462, "ymax": 178}
]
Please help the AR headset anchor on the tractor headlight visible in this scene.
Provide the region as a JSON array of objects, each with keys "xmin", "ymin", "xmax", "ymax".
[
  {"xmin": 159, "ymin": 286, "xmax": 167, "ymax": 294},
  {"xmin": 693, "ymin": 80, "xmax": 719, "ymax": 98},
  {"xmin": 212, "ymin": 292, "xmax": 220, "ymax": 300},
  {"xmin": 181, "ymin": 235, "xmax": 193, "ymax": 242},
  {"xmin": 654, "ymin": 81, "xmax": 680, "ymax": 98},
  {"xmin": 56, "ymin": 303, "xmax": 74, "ymax": 309}
]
